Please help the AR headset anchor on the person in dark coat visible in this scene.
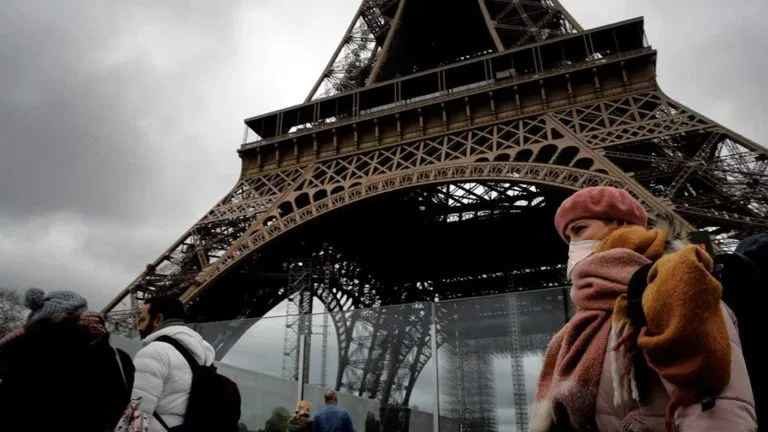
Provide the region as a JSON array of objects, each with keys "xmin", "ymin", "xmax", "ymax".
[{"xmin": 0, "ymin": 289, "xmax": 133, "ymax": 432}]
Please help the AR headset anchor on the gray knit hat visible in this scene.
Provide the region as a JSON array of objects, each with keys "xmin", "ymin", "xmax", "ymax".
[{"xmin": 25, "ymin": 288, "xmax": 88, "ymax": 324}]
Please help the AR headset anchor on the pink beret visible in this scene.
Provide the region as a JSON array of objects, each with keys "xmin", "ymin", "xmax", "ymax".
[{"xmin": 554, "ymin": 186, "xmax": 648, "ymax": 241}]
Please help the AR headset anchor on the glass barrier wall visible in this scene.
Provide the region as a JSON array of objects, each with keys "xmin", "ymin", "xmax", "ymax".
[
  {"xmin": 120, "ymin": 288, "xmax": 569, "ymax": 432},
  {"xmin": 194, "ymin": 315, "xmax": 301, "ymax": 431},
  {"xmin": 307, "ymin": 302, "xmax": 436, "ymax": 432},
  {"xmin": 436, "ymin": 289, "xmax": 568, "ymax": 432}
]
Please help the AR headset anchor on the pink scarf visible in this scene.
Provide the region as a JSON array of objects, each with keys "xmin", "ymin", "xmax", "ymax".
[{"xmin": 531, "ymin": 248, "xmax": 653, "ymax": 431}]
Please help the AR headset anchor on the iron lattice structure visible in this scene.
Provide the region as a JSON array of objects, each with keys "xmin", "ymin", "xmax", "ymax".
[
  {"xmin": 105, "ymin": 1, "xmax": 768, "ymax": 430},
  {"xmin": 306, "ymin": 0, "xmax": 581, "ymax": 100}
]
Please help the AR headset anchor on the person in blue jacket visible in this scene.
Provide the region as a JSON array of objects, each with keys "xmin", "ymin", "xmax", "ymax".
[{"xmin": 312, "ymin": 390, "xmax": 355, "ymax": 432}]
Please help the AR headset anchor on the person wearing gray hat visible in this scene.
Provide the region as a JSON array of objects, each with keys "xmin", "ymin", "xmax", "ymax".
[
  {"xmin": 0, "ymin": 288, "xmax": 133, "ymax": 432},
  {"xmin": 24, "ymin": 287, "xmax": 88, "ymax": 324}
]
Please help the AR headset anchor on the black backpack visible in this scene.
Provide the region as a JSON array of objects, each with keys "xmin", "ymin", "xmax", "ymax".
[
  {"xmin": 714, "ymin": 251, "xmax": 764, "ymax": 424},
  {"xmin": 154, "ymin": 336, "xmax": 241, "ymax": 432}
]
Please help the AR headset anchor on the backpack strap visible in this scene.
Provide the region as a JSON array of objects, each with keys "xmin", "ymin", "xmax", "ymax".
[
  {"xmin": 154, "ymin": 412, "xmax": 172, "ymax": 431},
  {"xmin": 154, "ymin": 335, "xmax": 201, "ymax": 370},
  {"xmin": 627, "ymin": 263, "xmax": 653, "ymax": 327},
  {"xmin": 152, "ymin": 412, "xmax": 185, "ymax": 431},
  {"xmin": 152, "ymin": 335, "xmax": 201, "ymax": 431},
  {"xmin": 113, "ymin": 347, "xmax": 129, "ymax": 390}
]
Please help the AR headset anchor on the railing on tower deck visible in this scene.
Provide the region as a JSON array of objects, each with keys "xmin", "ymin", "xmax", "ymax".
[{"xmin": 242, "ymin": 18, "xmax": 650, "ymax": 149}]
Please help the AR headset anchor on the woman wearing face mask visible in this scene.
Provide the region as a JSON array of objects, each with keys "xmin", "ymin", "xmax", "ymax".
[{"xmin": 530, "ymin": 186, "xmax": 756, "ymax": 432}]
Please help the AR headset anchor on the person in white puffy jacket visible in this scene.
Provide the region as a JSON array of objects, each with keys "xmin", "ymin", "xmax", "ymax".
[{"xmin": 131, "ymin": 296, "xmax": 216, "ymax": 432}]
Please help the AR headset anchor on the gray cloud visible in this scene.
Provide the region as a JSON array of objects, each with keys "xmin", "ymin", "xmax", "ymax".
[
  {"xmin": 568, "ymin": 0, "xmax": 768, "ymax": 145},
  {"xmin": 0, "ymin": 0, "xmax": 356, "ymax": 307},
  {"xmin": 1, "ymin": 1, "xmax": 766, "ymax": 308}
]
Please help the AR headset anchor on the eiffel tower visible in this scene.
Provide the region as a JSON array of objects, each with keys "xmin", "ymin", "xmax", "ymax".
[{"xmin": 105, "ymin": 1, "xmax": 768, "ymax": 430}]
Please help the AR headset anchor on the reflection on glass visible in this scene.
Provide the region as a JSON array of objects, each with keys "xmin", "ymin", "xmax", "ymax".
[
  {"xmin": 437, "ymin": 289, "xmax": 567, "ymax": 432},
  {"xmin": 193, "ymin": 316, "xmax": 299, "ymax": 431},
  {"xmin": 306, "ymin": 303, "xmax": 436, "ymax": 432},
  {"xmin": 184, "ymin": 288, "xmax": 568, "ymax": 432}
]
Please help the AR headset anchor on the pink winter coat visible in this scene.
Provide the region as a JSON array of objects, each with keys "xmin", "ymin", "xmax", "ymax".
[{"xmin": 595, "ymin": 304, "xmax": 757, "ymax": 431}]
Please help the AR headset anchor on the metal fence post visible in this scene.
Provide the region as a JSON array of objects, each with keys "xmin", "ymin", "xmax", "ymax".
[
  {"xmin": 431, "ymin": 302, "xmax": 441, "ymax": 432},
  {"xmin": 297, "ymin": 333, "xmax": 306, "ymax": 400}
]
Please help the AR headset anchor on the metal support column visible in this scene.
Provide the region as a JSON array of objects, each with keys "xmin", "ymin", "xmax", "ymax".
[
  {"xmin": 297, "ymin": 333, "xmax": 306, "ymax": 399},
  {"xmin": 320, "ymin": 311, "xmax": 330, "ymax": 388},
  {"xmin": 431, "ymin": 302, "xmax": 441, "ymax": 432},
  {"xmin": 509, "ymin": 294, "xmax": 529, "ymax": 431},
  {"xmin": 298, "ymin": 289, "xmax": 314, "ymax": 385}
]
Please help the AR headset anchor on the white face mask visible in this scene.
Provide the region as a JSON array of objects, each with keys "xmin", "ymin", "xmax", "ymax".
[{"xmin": 567, "ymin": 240, "xmax": 599, "ymax": 279}]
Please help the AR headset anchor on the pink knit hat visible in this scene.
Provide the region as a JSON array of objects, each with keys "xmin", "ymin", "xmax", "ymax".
[{"xmin": 554, "ymin": 186, "xmax": 648, "ymax": 241}]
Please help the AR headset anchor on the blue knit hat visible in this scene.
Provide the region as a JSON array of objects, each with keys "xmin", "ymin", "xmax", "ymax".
[{"xmin": 25, "ymin": 288, "xmax": 88, "ymax": 324}]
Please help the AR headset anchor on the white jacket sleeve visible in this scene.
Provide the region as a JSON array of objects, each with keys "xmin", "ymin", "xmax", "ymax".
[{"xmin": 131, "ymin": 342, "xmax": 171, "ymax": 416}]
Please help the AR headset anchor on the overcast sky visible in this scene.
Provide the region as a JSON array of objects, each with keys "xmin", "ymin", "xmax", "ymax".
[{"xmin": 1, "ymin": 0, "xmax": 767, "ymax": 309}]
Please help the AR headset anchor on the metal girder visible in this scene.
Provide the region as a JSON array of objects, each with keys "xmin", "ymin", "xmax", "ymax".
[
  {"xmin": 108, "ymin": 87, "xmax": 768, "ymax": 311},
  {"xmin": 421, "ymin": 182, "xmax": 547, "ymax": 223},
  {"xmin": 598, "ymin": 125, "xmax": 768, "ymax": 231},
  {"xmin": 274, "ymin": 245, "xmax": 433, "ymax": 405},
  {"xmin": 550, "ymin": 92, "xmax": 713, "ymax": 149},
  {"xmin": 674, "ymin": 205, "xmax": 768, "ymax": 229},
  {"xmin": 600, "ymin": 150, "xmax": 768, "ymax": 180},
  {"xmin": 479, "ymin": 0, "xmax": 582, "ymax": 51},
  {"xmin": 360, "ymin": 0, "xmax": 393, "ymax": 41},
  {"xmin": 185, "ymin": 95, "xmax": 712, "ymax": 302},
  {"xmin": 306, "ymin": 1, "xmax": 396, "ymax": 101},
  {"xmin": 181, "ymin": 163, "xmax": 627, "ymax": 303},
  {"xmin": 308, "ymin": 0, "xmax": 582, "ymax": 101},
  {"xmin": 665, "ymin": 132, "xmax": 721, "ymax": 198},
  {"xmin": 365, "ymin": 0, "xmax": 407, "ymax": 86}
]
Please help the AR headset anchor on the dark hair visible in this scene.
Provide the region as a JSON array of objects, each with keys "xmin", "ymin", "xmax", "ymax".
[{"xmin": 145, "ymin": 296, "xmax": 187, "ymax": 322}]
